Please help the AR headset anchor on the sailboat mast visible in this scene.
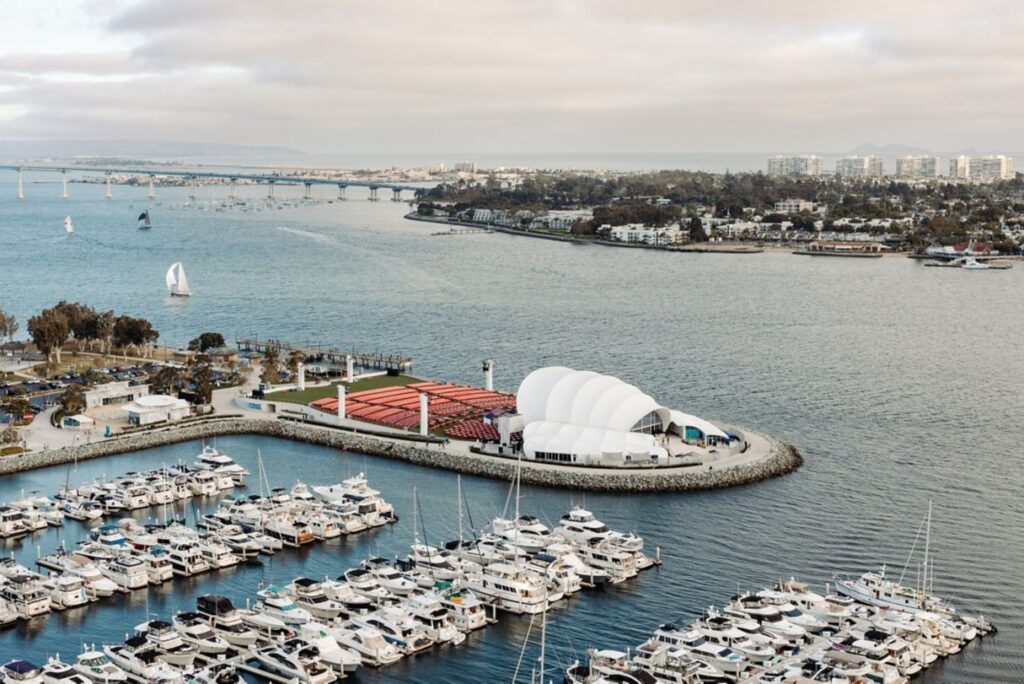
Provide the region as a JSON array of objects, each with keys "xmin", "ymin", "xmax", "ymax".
[
  {"xmin": 924, "ymin": 499, "xmax": 932, "ymax": 597},
  {"xmin": 514, "ymin": 453, "xmax": 522, "ymax": 569},
  {"xmin": 457, "ymin": 475, "xmax": 463, "ymax": 545},
  {"xmin": 413, "ymin": 487, "xmax": 420, "ymax": 546}
]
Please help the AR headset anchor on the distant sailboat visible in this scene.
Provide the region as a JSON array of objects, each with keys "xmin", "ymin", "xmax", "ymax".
[
  {"xmin": 166, "ymin": 261, "xmax": 191, "ymax": 297},
  {"xmin": 138, "ymin": 211, "xmax": 152, "ymax": 229},
  {"xmin": 64, "ymin": 216, "xmax": 74, "ymax": 236}
]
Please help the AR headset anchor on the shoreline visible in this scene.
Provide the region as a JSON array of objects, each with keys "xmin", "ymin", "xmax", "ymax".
[{"xmin": 0, "ymin": 417, "xmax": 803, "ymax": 493}]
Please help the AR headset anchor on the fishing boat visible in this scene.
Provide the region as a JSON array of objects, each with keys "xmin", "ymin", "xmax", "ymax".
[
  {"xmin": 64, "ymin": 216, "xmax": 74, "ymax": 237},
  {"xmin": 138, "ymin": 211, "xmax": 152, "ymax": 230},
  {"xmin": 165, "ymin": 261, "xmax": 191, "ymax": 297}
]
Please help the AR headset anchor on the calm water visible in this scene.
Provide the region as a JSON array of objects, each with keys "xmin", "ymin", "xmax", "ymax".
[{"xmin": 0, "ymin": 176, "xmax": 1022, "ymax": 681}]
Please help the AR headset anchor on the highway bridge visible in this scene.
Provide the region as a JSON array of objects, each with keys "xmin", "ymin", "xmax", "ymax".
[{"xmin": 0, "ymin": 163, "xmax": 425, "ymax": 201}]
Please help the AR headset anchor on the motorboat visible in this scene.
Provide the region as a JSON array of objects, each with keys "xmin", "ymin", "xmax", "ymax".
[
  {"xmin": 576, "ymin": 540, "xmax": 638, "ymax": 583},
  {"xmin": 492, "ymin": 514, "xmax": 555, "ymax": 553},
  {"xmin": 215, "ymin": 526, "xmax": 263, "ymax": 559},
  {"xmin": 265, "ymin": 515, "xmax": 315, "ymax": 547},
  {"xmin": 196, "ymin": 538, "xmax": 239, "ymax": 569},
  {"xmin": 465, "ymin": 562, "xmax": 548, "ymax": 615},
  {"xmin": 286, "ymin": 577, "xmax": 346, "ymax": 619},
  {"xmin": 361, "ymin": 558, "xmax": 416, "ymax": 596},
  {"xmin": 334, "ymin": 625, "xmax": 403, "ymax": 667},
  {"xmin": 101, "ymin": 555, "xmax": 149, "ymax": 591},
  {"xmin": 171, "ymin": 612, "xmax": 230, "ymax": 654},
  {"xmin": 102, "ymin": 638, "xmax": 181, "ymax": 682},
  {"xmin": 353, "ymin": 606, "xmax": 435, "ymax": 654},
  {"xmin": 0, "ymin": 575, "xmax": 52, "ymax": 618},
  {"xmin": 300, "ymin": 514, "xmax": 341, "ymax": 540},
  {"xmin": 649, "ymin": 624, "xmax": 748, "ymax": 676},
  {"xmin": 0, "ymin": 597, "xmax": 20, "ymax": 626},
  {"xmin": 556, "ymin": 506, "xmax": 644, "ymax": 553},
  {"xmin": 147, "ymin": 480, "xmax": 176, "ymax": 506},
  {"xmin": 196, "ymin": 595, "xmax": 259, "ymax": 647},
  {"xmin": 697, "ymin": 609, "xmax": 777, "ymax": 664},
  {"xmin": 165, "ymin": 540, "xmax": 210, "ymax": 577},
  {"xmin": 237, "ymin": 607, "xmax": 293, "ymax": 642},
  {"xmin": 51, "ymin": 558, "xmax": 118, "ymax": 599},
  {"xmin": 134, "ymin": 620, "xmax": 199, "ymax": 669},
  {"xmin": 0, "ymin": 507, "xmax": 30, "ymax": 539},
  {"xmin": 441, "ymin": 588, "xmax": 491, "ymax": 632},
  {"xmin": 834, "ymin": 566, "xmax": 950, "ymax": 616},
  {"xmin": 407, "ymin": 591, "xmax": 466, "ymax": 645},
  {"xmin": 40, "ymin": 655, "xmax": 90, "ymax": 684},
  {"xmin": 257, "ymin": 585, "xmax": 313, "ymax": 624},
  {"xmin": 319, "ymin": 578, "xmax": 375, "ymax": 615},
  {"xmin": 528, "ymin": 552, "xmax": 583, "ymax": 598},
  {"xmin": 295, "ymin": 622, "xmax": 362, "ymax": 674},
  {"xmin": 250, "ymin": 639, "xmax": 337, "ymax": 684},
  {"xmin": 42, "ymin": 575, "xmax": 89, "ymax": 610},
  {"xmin": 343, "ymin": 568, "xmax": 392, "ymax": 604},
  {"xmin": 544, "ymin": 542, "xmax": 611, "ymax": 587},
  {"xmin": 2, "ymin": 661, "xmax": 44, "ymax": 684},
  {"xmin": 194, "ymin": 446, "xmax": 248, "ymax": 484},
  {"xmin": 138, "ymin": 550, "xmax": 174, "ymax": 585},
  {"xmin": 566, "ymin": 648, "xmax": 666, "ymax": 684},
  {"xmin": 189, "ymin": 471, "xmax": 219, "ymax": 497},
  {"xmin": 72, "ymin": 650, "xmax": 130, "ymax": 683},
  {"xmin": 405, "ymin": 543, "xmax": 468, "ymax": 580}
]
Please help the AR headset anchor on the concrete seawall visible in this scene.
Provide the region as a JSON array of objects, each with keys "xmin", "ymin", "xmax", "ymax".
[{"xmin": 0, "ymin": 418, "xmax": 803, "ymax": 493}]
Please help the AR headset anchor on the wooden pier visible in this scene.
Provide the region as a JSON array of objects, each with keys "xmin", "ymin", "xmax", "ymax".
[{"xmin": 236, "ymin": 337, "xmax": 413, "ymax": 373}]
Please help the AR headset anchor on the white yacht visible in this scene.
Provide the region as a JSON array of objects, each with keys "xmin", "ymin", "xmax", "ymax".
[
  {"xmin": 147, "ymin": 480, "xmax": 176, "ymax": 506},
  {"xmin": 72, "ymin": 650, "xmax": 130, "ymax": 683},
  {"xmin": 172, "ymin": 612, "xmax": 230, "ymax": 654},
  {"xmin": 134, "ymin": 620, "xmax": 199, "ymax": 669},
  {"xmin": 138, "ymin": 551, "xmax": 174, "ymax": 585},
  {"xmin": 215, "ymin": 525, "xmax": 263, "ymax": 559},
  {"xmin": 250, "ymin": 639, "xmax": 337, "ymax": 684},
  {"xmin": 406, "ymin": 543, "xmax": 472, "ymax": 580},
  {"xmin": 352, "ymin": 607, "xmax": 435, "ymax": 654},
  {"xmin": 544, "ymin": 542, "xmax": 611, "ymax": 587},
  {"xmin": 362, "ymin": 558, "xmax": 416, "ymax": 596},
  {"xmin": 334, "ymin": 625, "xmax": 403, "ymax": 667},
  {"xmin": 257, "ymin": 585, "xmax": 313, "ymax": 624},
  {"xmin": 40, "ymin": 656, "xmax": 90, "ymax": 684},
  {"xmin": 102, "ymin": 638, "xmax": 180, "ymax": 682},
  {"xmin": 698, "ymin": 609, "xmax": 777, "ymax": 664},
  {"xmin": 492, "ymin": 514, "xmax": 555, "ymax": 553},
  {"xmin": 0, "ymin": 507, "xmax": 29, "ymax": 539},
  {"xmin": 42, "ymin": 575, "xmax": 89, "ymax": 610},
  {"xmin": 528, "ymin": 552, "xmax": 583, "ymax": 598},
  {"xmin": 287, "ymin": 577, "xmax": 347, "ymax": 619},
  {"xmin": 295, "ymin": 623, "xmax": 362, "ymax": 675},
  {"xmin": 101, "ymin": 555, "xmax": 149, "ymax": 591},
  {"xmin": 343, "ymin": 568, "xmax": 392, "ymax": 604},
  {"xmin": 2, "ymin": 661, "xmax": 44, "ymax": 684},
  {"xmin": 556, "ymin": 506, "xmax": 644, "ymax": 553},
  {"xmin": 649, "ymin": 624, "xmax": 749, "ymax": 676},
  {"xmin": 0, "ymin": 576, "xmax": 52, "ymax": 618},
  {"xmin": 165, "ymin": 540, "xmax": 210, "ymax": 577},
  {"xmin": 319, "ymin": 578, "xmax": 375, "ymax": 616},
  {"xmin": 834, "ymin": 566, "xmax": 950, "ymax": 616},
  {"xmin": 466, "ymin": 562, "xmax": 548, "ymax": 614},
  {"xmin": 440, "ymin": 588, "xmax": 491, "ymax": 632},
  {"xmin": 196, "ymin": 595, "xmax": 259, "ymax": 647},
  {"xmin": 197, "ymin": 538, "xmax": 239, "ymax": 569},
  {"xmin": 407, "ymin": 591, "xmax": 466, "ymax": 645},
  {"xmin": 194, "ymin": 446, "xmax": 249, "ymax": 484},
  {"xmin": 576, "ymin": 540, "xmax": 638, "ymax": 583},
  {"xmin": 189, "ymin": 471, "xmax": 220, "ymax": 497},
  {"xmin": 265, "ymin": 515, "xmax": 315, "ymax": 547}
]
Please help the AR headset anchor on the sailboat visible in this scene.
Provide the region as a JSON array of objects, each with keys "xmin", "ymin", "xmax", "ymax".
[
  {"xmin": 138, "ymin": 211, "xmax": 152, "ymax": 230},
  {"xmin": 64, "ymin": 216, "xmax": 74, "ymax": 236},
  {"xmin": 166, "ymin": 261, "xmax": 191, "ymax": 297}
]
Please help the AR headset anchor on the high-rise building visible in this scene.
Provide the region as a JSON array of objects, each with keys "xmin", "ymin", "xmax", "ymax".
[
  {"xmin": 767, "ymin": 155, "xmax": 822, "ymax": 177},
  {"xmin": 836, "ymin": 156, "xmax": 884, "ymax": 178},
  {"xmin": 895, "ymin": 156, "xmax": 938, "ymax": 179},
  {"xmin": 948, "ymin": 155, "xmax": 1014, "ymax": 182},
  {"xmin": 453, "ymin": 161, "xmax": 478, "ymax": 173}
]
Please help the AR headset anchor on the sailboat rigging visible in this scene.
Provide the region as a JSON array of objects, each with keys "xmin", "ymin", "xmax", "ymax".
[{"xmin": 166, "ymin": 261, "xmax": 191, "ymax": 297}]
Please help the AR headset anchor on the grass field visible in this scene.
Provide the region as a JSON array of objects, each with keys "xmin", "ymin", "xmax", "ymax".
[{"xmin": 266, "ymin": 374, "xmax": 422, "ymax": 404}]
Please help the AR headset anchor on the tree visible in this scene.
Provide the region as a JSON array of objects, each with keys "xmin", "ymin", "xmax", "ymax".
[
  {"xmin": 688, "ymin": 216, "xmax": 708, "ymax": 242},
  {"xmin": 112, "ymin": 316, "xmax": 159, "ymax": 357},
  {"xmin": 150, "ymin": 366, "xmax": 185, "ymax": 396},
  {"xmin": 27, "ymin": 309, "xmax": 70, "ymax": 366},
  {"xmin": 95, "ymin": 310, "xmax": 115, "ymax": 354},
  {"xmin": 0, "ymin": 310, "xmax": 17, "ymax": 343},
  {"xmin": 52, "ymin": 301, "xmax": 98, "ymax": 347},
  {"xmin": 190, "ymin": 361, "xmax": 214, "ymax": 405},
  {"xmin": 261, "ymin": 348, "xmax": 281, "ymax": 385},
  {"xmin": 0, "ymin": 423, "xmax": 19, "ymax": 446},
  {"xmin": 2, "ymin": 396, "xmax": 31, "ymax": 424},
  {"xmin": 188, "ymin": 332, "xmax": 226, "ymax": 353},
  {"xmin": 287, "ymin": 350, "xmax": 305, "ymax": 375},
  {"xmin": 59, "ymin": 383, "xmax": 86, "ymax": 416}
]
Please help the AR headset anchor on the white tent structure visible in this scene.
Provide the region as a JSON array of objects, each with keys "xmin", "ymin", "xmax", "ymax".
[{"xmin": 516, "ymin": 366, "xmax": 732, "ymax": 466}]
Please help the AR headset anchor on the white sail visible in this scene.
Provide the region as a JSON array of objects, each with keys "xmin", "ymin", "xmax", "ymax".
[
  {"xmin": 175, "ymin": 262, "xmax": 191, "ymax": 295},
  {"xmin": 166, "ymin": 262, "xmax": 179, "ymax": 292},
  {"xmin": 64, "ymin": 216, "xmax": 74, "ymax": 234}
]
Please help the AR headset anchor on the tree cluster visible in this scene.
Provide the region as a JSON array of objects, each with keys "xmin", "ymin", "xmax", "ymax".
[{"xmin": 26, "ymin": 301, "xmax": 158, "ymax": 366}]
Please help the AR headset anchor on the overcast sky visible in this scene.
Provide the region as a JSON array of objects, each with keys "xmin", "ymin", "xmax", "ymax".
[{"xmin": 0, "ymin": 0, "xmax": 1020, "ymax": 153}]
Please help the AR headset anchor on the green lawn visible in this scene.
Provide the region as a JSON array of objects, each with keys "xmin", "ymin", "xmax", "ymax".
[{"xmin": 266, "ymin": 374, "xmax": 422, "ymax": 405}]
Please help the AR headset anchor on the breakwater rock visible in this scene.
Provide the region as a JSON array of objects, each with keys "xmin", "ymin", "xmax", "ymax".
[{"xmin": 0, "ymin": 418, "xmax": 802, "ymax": 493}]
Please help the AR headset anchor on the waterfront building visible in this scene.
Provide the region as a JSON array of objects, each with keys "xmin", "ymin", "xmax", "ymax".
[
  {"xmin": 895, "ymin": 155, "xmax": 938, "ymax": 178},
  {"xmin": 125, "ymin": 394, "xmax": 191, "ymax": 426},
  {"xmin": 516, "ymin": 366, "xmax": 735, "ymax": 466},
  {"xmin": 773, "ymin": 199, "xmax": 818, "ymax": 214},
  {"xmin": 836, "ymin": 156, "xmax": 883, "ymax": 178},
  {"xmin": 606, "ymin": 224, "xmax": 683, "ymax": 246},
  {"xmin": 85, "ymin": 381, "xmax": 149, "ymax": 410},
  {"xmin": 948, "ymin": 155, "xmax": 1014, "ymax": 182},
  {"xmin": 766, "ymin": 155, "xmax": 822, "ymax": 177},
  {"xmin": 453, "ymin": 161, "xmax": 478, "ymax": 173}
]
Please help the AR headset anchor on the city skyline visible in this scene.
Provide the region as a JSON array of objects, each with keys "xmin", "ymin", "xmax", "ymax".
[{"xmin": 0, "ymin": 1, "xmax": 1022, "ymax": 154}]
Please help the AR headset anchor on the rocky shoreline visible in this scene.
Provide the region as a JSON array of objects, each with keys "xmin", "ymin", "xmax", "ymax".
[{"xmin": 0, "ymin": 418, "xmax": 802, "ymax": 493}]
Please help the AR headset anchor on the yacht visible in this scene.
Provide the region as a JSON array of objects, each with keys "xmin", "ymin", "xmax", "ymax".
[
  {"xmin": 265, "ymin": 515, "xmax": 315, "ymax": 547},
  {"xmin": 194, "ymin": 446, "xmax": 249, "ymax": 485},
  {"xmin": 556, "ymin": 506, "xmax": 644, "ymax": 553},
  {"xmin": 257, "ymin": 585, "xmax": 313, "ymax": 624},
  {"xmin": 138, "ymin": 550, "xmax": 174, "ymax": 585},
  {"xmin": 697, "ymin": 609, "xmax": 777, "ymax": 664},
  {"xmin": 250, "ymin": 639, "xmax": 337, "ymax": 684},
  {"xmin": 333, "ymin": 625, "xmax": 403, "ymax": 667},
  {"xmin": 0, "ymin": 597, "xmax": 19, "ymax": 627},
  {"xmin": 101, "ymin": 555, "xmax": 149, "ymax": 591},
  {"xmin": 343, "ymin": 568, "xmax": 392, "ymax": 604},
  {"xmin": 196, "ymin": 595, "xmax": 259, "ymax": 647},
  {"xmin": 0, "ymin": 507, "xmax": 29, "ymax": 539},
  {"xmin": 300, "ymin": 514, "xmax": 341, "ymax": 540},
  {"xmin": 492, "ymin": 515, "xmax": 555, "ymax": 553},
  {"xmin": 102, "ymin": 638, "xmax": 181, "ymax": 682},
  {"xmin": 544, "ymin": 542, "xmax": 611, "ymax": 587},
  {"xmin": 215, "ymin": 526, "xmax": 263, "ymax": 559},
  {"xmin": 407, "ymin": 591, "xmax": 466, "ymax": 645},
  {"xmin": 121, "ymin": 485, "xmax": 151, "ymax": 510},
  {"xmin": 405, "ymin": 543, "xmax": 467, "ymax": 581},
  {"xmin": 566, "ymin": 648, "xmax": 670, "ymax": 684},
  {"xmin": 189, "ymin": 471, "xmax": 219, "ymax": 497},
  {"xmin": 40, "ymin": 656, "xmax": 91, "ymax": 684},
  {"xmin": 134, "ymin": 620, "xmax": 199, "ymax": 669},
  {"xmin": 71, "ymin": 650, "xmax": 130, "ymax": 683},
  {"xmin": 42, "ymin": 575, "xmax": 89, "ymax": 610},
  {"xmin": 2, "ymin": 661, "xmax": 44, "ymax": 684},
  {"xmin": 528, "ymin": 552, "xmax": 583, "ymax": 598},
  {"xmin": 287, "ymin": 577, "xmax": 347, "ymax": 619},
  {"xmin": 834, "ymin": 566, "xmax": 950, "ymax": 616},
  {"xmin": 0, "ymin": 576, "xmax": 52, "ymax": 618},
  {"xmin": 352, "ymin": 607, "xmax": 435, "ymax": 654},
  {"xmin": 197, "ymin": 537, "xmax": 239, "ymax": 569},
  {"xmin": 51, "ymin": 558, "xmax": 118, "ymax": 599},
  {"xmin": 319, "ymin": 578, "xmax": 375, "ymax": 616},
  {"xmin": 362, "ymin": 558, "xmax": 416, "ymax": 596},
  {"xmin": 725, "ymin": 594, "xmax": 807, "ymax": 643},
  {"xmin": 295, "ymin": 622, "xmax": 362, "ymax": 674},
  {"xmin": 576, "ymin": 540, "xmax": 638, "ymax": 583},
  {"xmin": 147, "ymin": 480, "xmax": 176, "ymax": 506},
  {"xmin": 466, "ymin": 562, "xmax": 548, "ymax": 614},
  {"xmin": 172, "ymin": 612, "xmax": 230, "ymax": 654},
  {"xmin": 165, "ymin": 540, "xmax": 210, "ymax": 577},
  {"xmin": 649, "ymin": 624, "xmax": 748, "ymax": 676}
]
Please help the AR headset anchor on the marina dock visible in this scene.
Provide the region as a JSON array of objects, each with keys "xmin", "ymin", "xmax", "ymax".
[{"xmin": 235, "ymin": 338, "xmax": 413, "ymax": 373}]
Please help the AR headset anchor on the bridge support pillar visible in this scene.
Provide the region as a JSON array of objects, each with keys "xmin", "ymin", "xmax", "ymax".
[
  {"xmin": 369, "ymin": 187, "xmax": 379, "ymax": 201},
  {"xmin": 17, "ymin": 170, "xmax": 24, "ymax": 200},
  {"xmin": 337, "ymin": 184, "xmax": 346, "ymax": 200},
  {"xmin": 267, "ymin": 182, "xmax": 275, "ymax": 199},
  {"xmin": 61, "ymin": 171, "xmax": 68, "ymax": 199},
  {"xmin": 392, "ymin": 188, "xmax": 402, "ymax": 202},
  {"xmin": 189, "ymin": 177, "xmax": 197, "ymax": 200},
  {"xmin": 303, "ymin": 182, "xmax": 312, "ymax": 200},
  {"xmin": 105, "ymin": 174, "xmax": 112, "ymax": 199},
  {"xmin": 229, "ymin": 178, "xmax": 238, "ymax": 199},
  {"xmin": 419, "ymin": 392, "xmax": 429, "ymax": 436},
  {"xmin": 147, "ymin": 176, "xmax": 156, "ymax": 199}
]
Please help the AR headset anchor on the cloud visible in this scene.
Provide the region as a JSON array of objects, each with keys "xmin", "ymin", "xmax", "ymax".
[{"xmin": 0, "ymin": 0, "xmax": 1021, "ymax": 153}]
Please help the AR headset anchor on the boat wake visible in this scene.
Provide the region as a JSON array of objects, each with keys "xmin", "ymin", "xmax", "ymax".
[{"xmin": 276, "ymin": 226, "xmax": 333, "ymax": 244}]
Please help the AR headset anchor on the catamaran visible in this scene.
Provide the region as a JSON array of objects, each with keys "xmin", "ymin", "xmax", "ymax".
[{"xmin": 166, "ymin": 261, "xmax": 191, "ymax": 297}]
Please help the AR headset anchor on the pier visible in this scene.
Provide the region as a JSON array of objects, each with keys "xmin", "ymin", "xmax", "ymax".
[{"xmin": 235, "ymin": 338, "xmax": 414, "ymax": 374}]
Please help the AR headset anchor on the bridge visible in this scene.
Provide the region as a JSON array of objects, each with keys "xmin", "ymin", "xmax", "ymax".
[{"xmin": 0, "ymin": 163, "xmax": 425, "ymax": 202}]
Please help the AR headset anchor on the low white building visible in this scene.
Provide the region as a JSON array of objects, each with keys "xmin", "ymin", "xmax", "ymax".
[
  {"xmin": 126, "ymin": 394, "xmax": 191, "ymax": 426},
  {"xmin": 85, "ymin": 381, "xmax": 149, "ymax": 409},
  {"xmin": 607, "ymin": 224, "xmax": 683, "ymax": 246},
  {"xmin": 774, "ymin": 199, "xmax": 818, "ymax": 214}
]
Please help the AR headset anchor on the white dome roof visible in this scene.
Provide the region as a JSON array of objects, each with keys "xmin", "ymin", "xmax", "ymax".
[{"xmin": 517, "ymin": 366, "xmax": 667, "ymax": 432}]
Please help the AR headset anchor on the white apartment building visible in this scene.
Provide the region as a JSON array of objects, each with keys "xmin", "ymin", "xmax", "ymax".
[
  {"xmin": 774, "ymin": 199, "xmax": 818, "ymax": 214},
  {"xmin": 895, "ymin": 156, "xmax": 938, "ymax": 178},
  {"xmin": 453, "ymin": 161, "xmax": 478, "ymax": 173},
  {"xmin": 606, "ymin": 223, "xmax": 683, "ymax": 246},
  {"xmin": 836, "ymin": 156, "xmax": 884, "ymax": 178},
  {"xmin": 767, "ymin": 155, "xmax": 823, "ymax": 177},
  {"xmin": 948, "ymin": 155, "xmax": 1014, "ymax": 182}
]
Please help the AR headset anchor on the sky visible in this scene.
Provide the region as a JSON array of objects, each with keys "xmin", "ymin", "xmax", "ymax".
[{"xmin": 0, "ymin": 0, "xmax": 1021, "ymax": 154}]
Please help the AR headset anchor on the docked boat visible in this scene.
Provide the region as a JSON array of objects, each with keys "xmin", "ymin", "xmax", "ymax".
[
  {"xmin": 72, "ymin": 650, "xmax": 130, "ymax": 683},
  {"xmin": 0, "ymin": 597, "xmax": 20, "ymax": 627},
  {"xmin": 295, "ymin": 623, "xmax": 362, "ymax": 674},
  {"xmin": 0, "ymin": 576, "xmax": 51, "ymax": 618},
  {"xmin": 2, "ymin": 661, "xmax": 44, "ymax": 684},
  {"xmin": 362, "ymin": 558, "xmax": 416, "ymax": 596},
  {"xmin": 334, "ymin": 625, "xmax": 403, "ymax": 667},
  {"xmin": 41, "ymin": 655, "xmax": 90, "ymax": 684},
  {"xmin": 101, "ymin": 555, "xmax": 149, "ymax": 591},
  {"xmin": 286, "ymin": 577, "xmax": 347, "ymax": 619},
  {"xmin": 407, "ymin": 591, "xmax": 466, "ymax": 645},
  {"xmin": 265, "ymin": 515, "xmax": 315, "ymax": 547},
  {"xmin": 42, "ymin": 575, "xmax": 89, "ymax": 610},
  {"xmin": 441, "ymin": 588, "xmax": 491, "ymax": 632},
  {"xmin": 194, "ymin": 445, "xmax": 248, "ymax": 483},
  {"xmin": 171, "ymin": 612, "xmax": 230, "ymax": 654},
  {"xmin": 343, "ymin": 568, "xmax": 393, "ymax": 604},
  {"xmin": 134, "ymin": 619, "xmax": 200, "ymax": 669},
  {"xmin": 0, "ymin": 507, "xmax": 29, "ymax": 539},
  {"xmin": 492, "ymin": 514, "xmax": 555, "ymax": 554},
  {"xmin": 466, "ymin": 562, "xmax": 548, "ymax": 615},
  {"xmin": 165, "ymin": 540, "xmax": 210, "ymax": 577},
  {"xmin": 102, "ymin": 638, "xmax": 180, "ymax": 682},
  {"xmin": 250, "ymin": 639, "xmax": 337, "ymax": 684},
  {"xmin": 196, "ymin": 537, "xmax": 239, "ymax": 569},
  {"xmin": 257, "ymin": 585, "xmax": 313, "ymax": 625},
  {"xmin": 195, "ymin": 595, "xmax": 259, "ymax": 647}
]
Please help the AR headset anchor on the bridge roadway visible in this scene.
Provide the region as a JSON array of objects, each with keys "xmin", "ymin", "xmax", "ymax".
[{"xmin": 0, "ymin": 163, "xmax": 422, "ymax": 192}]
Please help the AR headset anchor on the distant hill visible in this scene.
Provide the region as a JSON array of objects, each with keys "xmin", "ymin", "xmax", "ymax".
[
  {"xmin": 0, "ymin": 139, "xmax": 306, "ymax": 162},
  {"xmin": 849, "ymin": 143, "xmax": 931, "ymax": 156}
]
